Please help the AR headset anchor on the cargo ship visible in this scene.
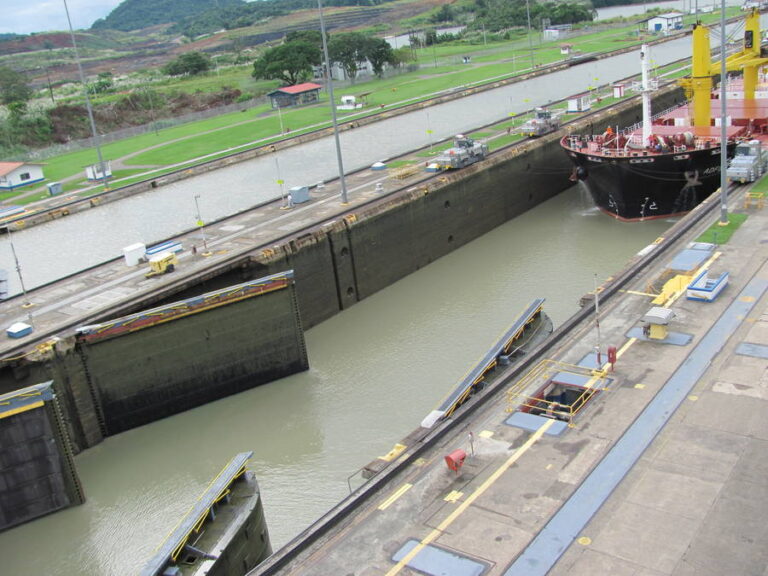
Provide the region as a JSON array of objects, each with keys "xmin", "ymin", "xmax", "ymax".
[{"xmin": 561, "ymin": 9, "xmax": 768, "ymax": 221}]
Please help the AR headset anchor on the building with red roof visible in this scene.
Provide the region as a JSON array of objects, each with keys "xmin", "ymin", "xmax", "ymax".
[
  {"xmin": 267, "ymin": 82, "xmax": 323, "ymax": 109},
  {"xmin": 0, "ymin": 162, "xmax": 45, "ymax": 190}
]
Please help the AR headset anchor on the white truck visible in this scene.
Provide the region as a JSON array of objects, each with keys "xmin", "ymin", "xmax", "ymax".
[
  {"xmin": 433, "ymin": 135, "xmax": 489, "ymax": 170},
  {"xmin": 726, "ymin": 139, "xmax": 768, "ymax": 183}
]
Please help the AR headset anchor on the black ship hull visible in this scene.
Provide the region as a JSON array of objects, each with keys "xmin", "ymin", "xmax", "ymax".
[{"xmin": 565, "ymin": 144, "xmax": 732, "ymax": 221}]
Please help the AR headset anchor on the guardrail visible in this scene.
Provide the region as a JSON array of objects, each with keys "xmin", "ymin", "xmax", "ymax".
[
  {"xmin": 421, "ymin": 298, "xmax": 546, "ymax": 428},
  {"xmin": 141, "ymin": 451, "xmax": 254, "ymax": 576}
]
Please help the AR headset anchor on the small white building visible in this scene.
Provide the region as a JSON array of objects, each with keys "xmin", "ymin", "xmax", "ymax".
[
  {"xmin": 337, "ymin": 95, "xmax": 363, "ymax": 110},
  {"xmin": 0, "ymin": 162, "xmax": 45, "ymax": 190},
  {"xmin": 314, "ymin": 60, "xmax": 376, "ymax": 82},
  {"xmin": 567, "ymin": 94, "xmax": 592, "ymax": 113},
  {"xmin": 647, "ymin": 13, "xmax": 684, "ymax": 34},
  {"xmin": 544, "ymin": 24, "xmax": 573, "ymax": 41}
]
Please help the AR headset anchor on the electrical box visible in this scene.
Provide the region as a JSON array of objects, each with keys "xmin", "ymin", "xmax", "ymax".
[{"xmin": 289, "ymin": 186, "xmax": 310, "ymax": 204}]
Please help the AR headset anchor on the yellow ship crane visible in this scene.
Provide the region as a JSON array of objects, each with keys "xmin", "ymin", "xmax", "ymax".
[{"xmin": 680, "ymin": 8, "xmax": 768, "ymax": 128}]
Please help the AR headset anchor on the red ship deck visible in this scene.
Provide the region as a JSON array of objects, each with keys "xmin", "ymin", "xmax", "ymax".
[{"xmin": 652, "ymin": 96, "xmax": 768, "ymax": 137}]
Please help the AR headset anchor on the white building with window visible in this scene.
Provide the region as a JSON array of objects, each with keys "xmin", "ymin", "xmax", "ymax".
[
  {"xmin": 647, "ymin": 13, "xmax": 684, "ymax": 34},
  {"xmin": 0, "ymin": 162, "xmax": 45, "ymax": 190}
]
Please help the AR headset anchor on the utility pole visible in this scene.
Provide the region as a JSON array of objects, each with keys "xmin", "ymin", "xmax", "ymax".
[
  {"xmin": 594, "ymin": 274, "xmax": 602, "ymax": 366},
  {"xmin": 3, "ymin": 226, "xmax": 34, "ymax": 326},
  {"xmin": 63, "ymin": 0, "xmax": 108, "ymax": 190},
  {"xmin": 194, "ymin": 195, "xmax": 211, "ymax": 256},
  {"xmin": 318, "ymin": 0, "xmax": 349, "ymax": 204},
  {"xmin": 718, "ymin": 0, "xmax": 729, "ymax": 225},
  {"xmin": 526, "ymin": 0, "xmax": 535, "ymax": 70}
]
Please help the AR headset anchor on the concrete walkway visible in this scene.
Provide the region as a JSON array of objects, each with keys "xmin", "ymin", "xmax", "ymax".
[{"xmin": 251, "ymin": 184, "xmax": 768, "ymax": 576}]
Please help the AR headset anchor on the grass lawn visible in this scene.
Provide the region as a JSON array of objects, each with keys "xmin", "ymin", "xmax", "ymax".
[
  {"xmin": 750, "ymin": 175, "xmax": 768, "ymax": 194},
  {"xmin": 696, "ymin": 212, "xmax": 748, "ymax": 244},
  {"xmin": 488, "ymin": 133, "xmax": 526, "ymax": 150},
  {"xmin": 18, "ymin": 8, "xmax": 743, "ymax": 197}
]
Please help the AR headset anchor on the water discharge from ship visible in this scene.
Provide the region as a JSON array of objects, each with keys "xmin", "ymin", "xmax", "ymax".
[{"xmin": 575, "ymin": 181, "xmax": 600, "ymax": 216}]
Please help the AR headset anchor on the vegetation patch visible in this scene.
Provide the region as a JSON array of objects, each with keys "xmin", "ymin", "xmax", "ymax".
[{"xmin": 696, "ymin": 213, "xmax": 748, "ymax": 245}]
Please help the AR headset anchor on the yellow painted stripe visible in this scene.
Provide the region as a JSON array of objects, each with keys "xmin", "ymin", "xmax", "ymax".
[
  {"xmin": 444, "ymin": 490, "xmax": 463, "ymax": 503},
  {"xmin": 0, "ymin": 400, "xmax": 44, "ymax": 420},
  {"xmin": 378, "ymin": 483, "xmax": 413, "ymax": 511},
  {"xmin": 616, "ymin": 338, "xmax": 635, "ymax": 359},
  {"xmin": 622, "ymin": 290, "xmax": 657, "ymax": 297},
  {"xmin": 385, "ymin": 419, "xmax": 554, "ymax": 576}
]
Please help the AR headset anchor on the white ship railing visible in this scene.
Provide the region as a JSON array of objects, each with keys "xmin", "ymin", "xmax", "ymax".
[
  {"xmin": 564, "ymin": 132, "xmax": 721, "ymax": 156},
  {"xmin": 619, "ymin": 100, "xmax": 693, "ymax": 137}
]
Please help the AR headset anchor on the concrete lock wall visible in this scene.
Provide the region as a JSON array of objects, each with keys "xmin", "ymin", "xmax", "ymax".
[
  {"xmin": 76, "ymin": 281, "xmax": 308, "ymax": 436},
  {"xmin": 247, "ymin": 87, "xmax": 685, "ymax": 330},
  {"xmin": 0, "ymin": 88, "xmax": 685, "ymax": 450},
  {"xmin": 0, "ymin": 387, "xmax": 84, "ymax": 532}
]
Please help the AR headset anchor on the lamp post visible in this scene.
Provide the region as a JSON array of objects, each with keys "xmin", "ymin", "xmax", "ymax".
[
  {"xmin": 318, "ymin": 0, "xmax": 349, "ymax": 204},
  {"xmin": 3, "ymin": 227, "xmax": 33, "ymax": 321},
  {"xmin": 526, "ymin": 0, "xmax": 535, "ymax": 70},
  {"xmin": 274, "ymin": 154, "xmax": 287, "ymax": 208},
  {"xmin": 146, "ymin": 85, "xmax": 159, "ymax": 136},
  {"xmin": 62, "ymin": 0, "xmax": 108, "ymax": 190},
  {"xmin": 718, "ymin": 0, "xmax": 729, "ymax": 226},
  {"xmin": 194, "ymin": 195, "xmax": 211, "ymax": 256},
  {"xmin": 276, "ymin": 103, "xmax": 284, "ymax": 134},
  {"xmin": 426, "ymin": 110, "xmax": 433, "ymax": 151},
  {"xmin": 593, "ymin": 274, "xmax": 601, "ymax": 366}
]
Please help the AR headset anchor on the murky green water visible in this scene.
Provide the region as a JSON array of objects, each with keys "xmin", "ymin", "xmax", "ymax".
[{"xmin": 0, "ymin": 188, "xmax": 672, "ymax": 575}]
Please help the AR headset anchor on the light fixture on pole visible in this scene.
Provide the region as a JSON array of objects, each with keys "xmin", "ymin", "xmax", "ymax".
[
  {"xmin": 318, "ymin": 0, "xmax": 349, "ymax": 204},
  {"xmin": 194, "ymin": 195, "xmax": 211, "ymax": 256},
  {"xmin": 274, "ymin": 153, "xmax": 288, "ymax": 209},
  {"xmin": 525, "ymin": 0, "xmax": 535, "ymax": 70},
  {"xmin": 3, "ymin": 227, "xmax": 33, "ymax": 320},
  {"xmin": 62, "ymin": 0, "xmax": 108, "ymax": 190},
  {"xmin": 146, "ymin": 84, "xmax": 159, "ymax": 136},
  {"xmin": 593, "ymin": 273, "xmax": 601, "ymax": 366},
  {"xmin": 426, "ymin": 110, "xmax": 433, "ymax": 151},
  {"xmin": 718, "ymin": 0, "xmax": 729, "ymax": 226}
]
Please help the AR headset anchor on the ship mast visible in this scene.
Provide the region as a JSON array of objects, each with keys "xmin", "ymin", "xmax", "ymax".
[{"xmin": 641, "ymin": 44, "xmax": 652, "ymax": 145}]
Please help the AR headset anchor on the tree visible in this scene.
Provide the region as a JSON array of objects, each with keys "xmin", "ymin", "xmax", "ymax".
[
  {"xmin": 364, "ymin": 37, "xmax": 394, "ymax": 78},
  {"xmin": 252, "ymin": 41, "xmax": 321, "ymax": 85},
  {"xmin": 285, "ymin": 30, "xmax": 323, "ymax": 49},
  {"xmin": 88, "ymin": 72, "xmax": 114, "ymax": 95},
  {"xmin": 472, "ymin": 0, "xmax": 593, "ymax": 31},
  {"xmin": 328, "ymin": 32, "xmax": 369, "ymax": 81},
  {"xmin": 162, "ymin": 52, "xmax": 213, "ymax": 76},
  {"xmin": 0, "ymin": 66, "xmax": 32, "ymax": 109},
  {"xmin": 431, "ymin": 4, "xmax": 455, "ymax": 23},
  {"xmin": 390, "ymin": 46, "xmax": 417, "ymax": 68}
]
